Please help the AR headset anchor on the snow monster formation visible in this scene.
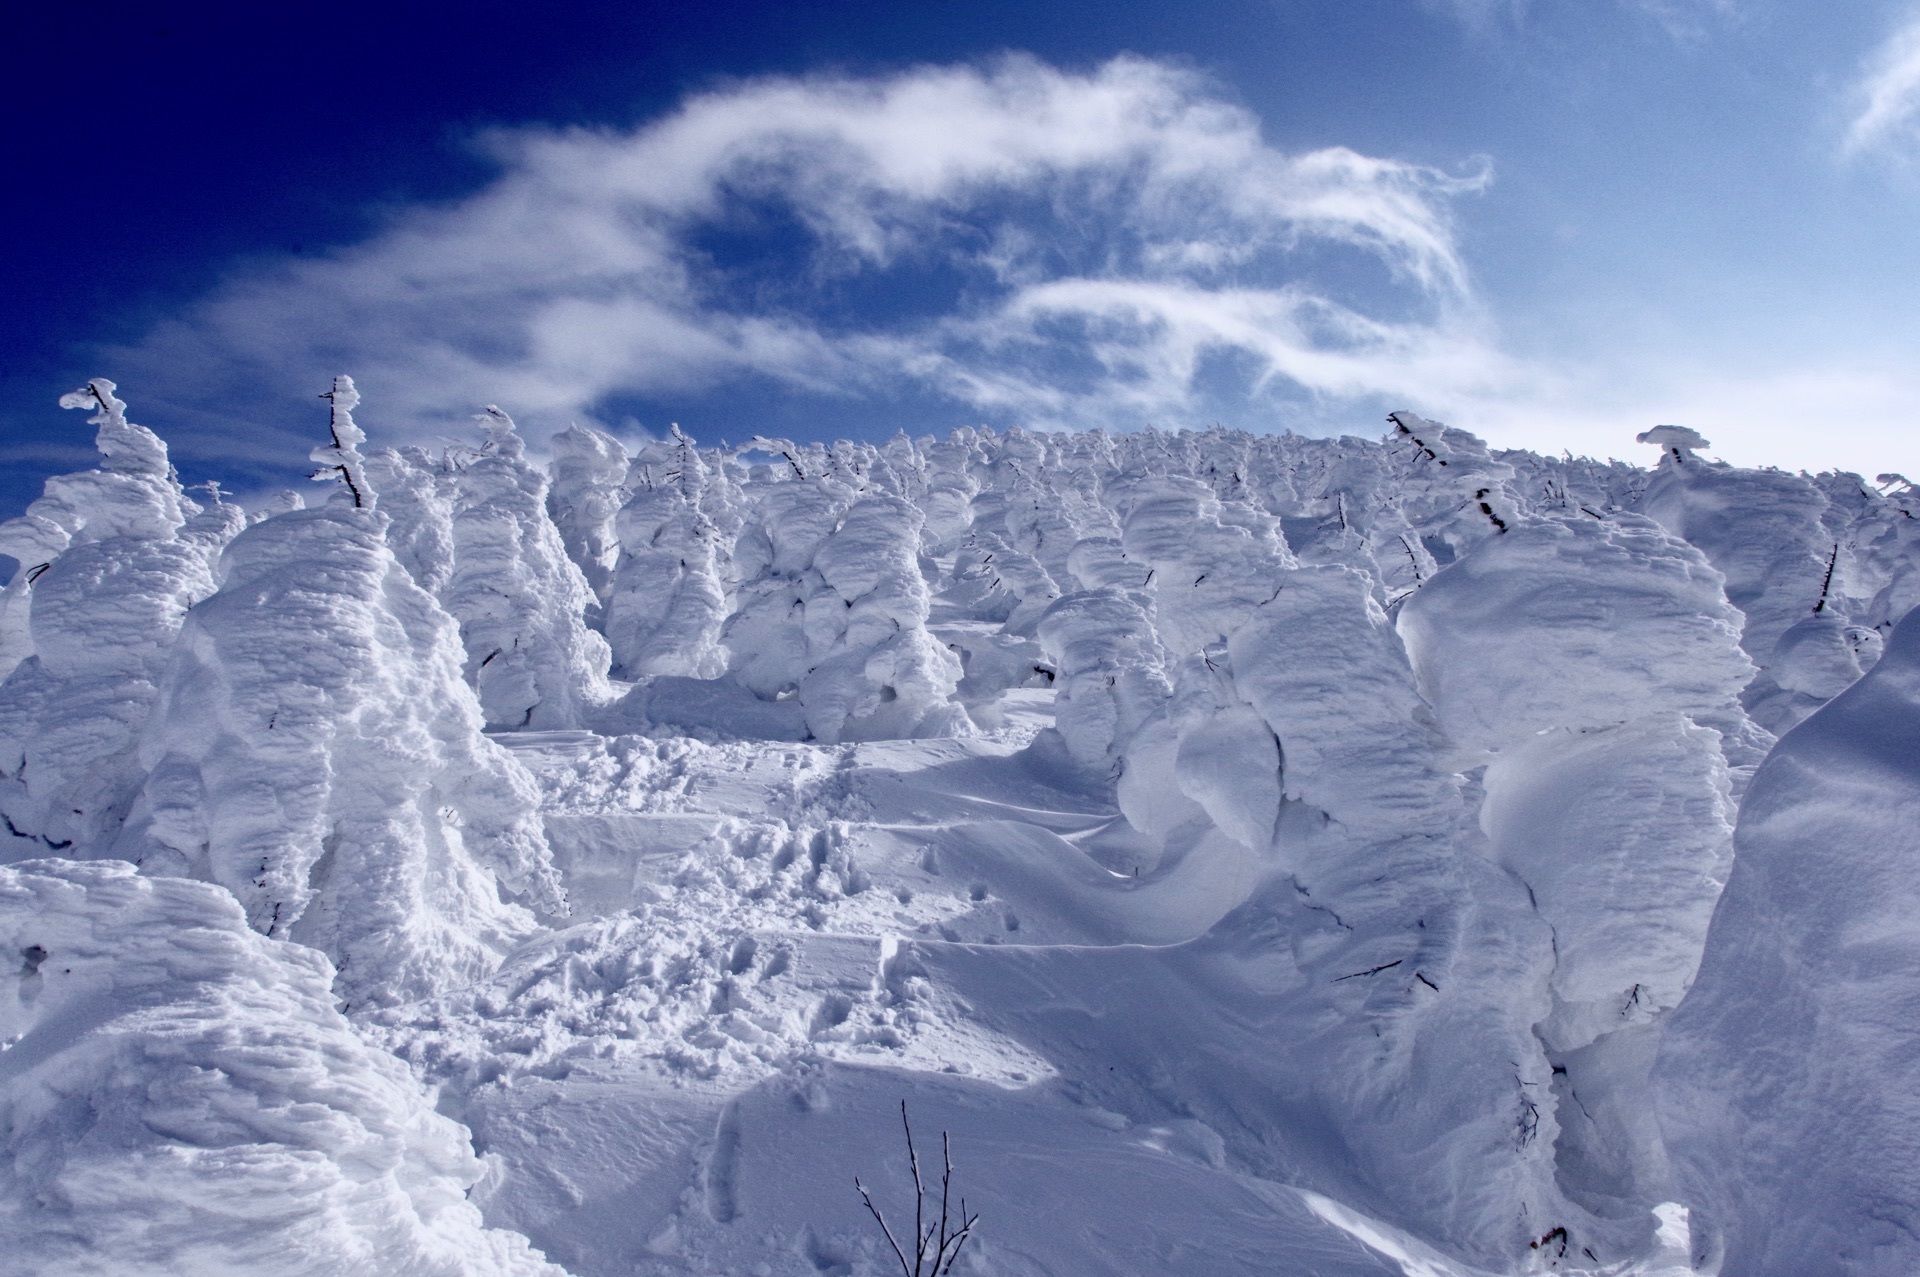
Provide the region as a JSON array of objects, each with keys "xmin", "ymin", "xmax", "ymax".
[
  {"xmin": 113, "ymin": 379, "xmax": 567, "ymax": 1008},
  {"xmin": 1, "ymin": 377, "xmax": 1916, "ymax": 1277},
  {"xmin": 1656, "ymin": 606, "xmax": 1920, "ymax": 1276},
  {"xmin": 0, "ymin": 383, "xmax": 229, "ymax": 861}
]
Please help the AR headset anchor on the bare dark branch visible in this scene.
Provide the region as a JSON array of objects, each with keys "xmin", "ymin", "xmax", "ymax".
[
  {"xmin": 856, "ymin": 1176, "xmax": 913, "ymax": 1275},
  {"xmin": 857, "ymin": 1102, "xmax": 982, "ymax": 1275}
]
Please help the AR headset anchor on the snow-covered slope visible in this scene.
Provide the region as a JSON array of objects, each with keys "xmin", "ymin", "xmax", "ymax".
[
  {"xmin": 1655, "ymin": 608, "xmax": 1920, "ymax": 1275},
  {"xmin": 1, "ymin": 382, "xmax": 1912, "ymax": 1276}
]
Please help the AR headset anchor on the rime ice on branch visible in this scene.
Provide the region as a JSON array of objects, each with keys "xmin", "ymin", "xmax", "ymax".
[{"xmin": 311, "ymin": 374, "xmax": 372, "ymax": 510}]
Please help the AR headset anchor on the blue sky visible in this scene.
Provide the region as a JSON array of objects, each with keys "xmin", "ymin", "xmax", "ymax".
[{"xmin": 5, "ymin": 0, "xmax": 1920, "ymax": 517}]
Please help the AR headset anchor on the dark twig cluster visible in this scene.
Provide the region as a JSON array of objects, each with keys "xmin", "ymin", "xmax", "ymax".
[{"xmin": 854, "ymin": 1101, "xmax": 979, "ymax": 1276}]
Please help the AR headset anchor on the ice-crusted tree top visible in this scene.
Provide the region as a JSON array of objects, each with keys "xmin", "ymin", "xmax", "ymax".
[
  {"xmin": 478, "ymin": 405, "xmax": 526, "ymax": 459},
  {"xmin": 1637, "ymin": 424, "xmax": 1711, "ymax": 464},
  {"xmin": 310, "ymin": 375, "xmax": 374, "ymax": 510},
  {"xmin": 56, "ymin": 378, "xmax": 172, "ymax": 479},
  {"xmin": 23, "ymin": 379, "xmax": 192, "ymax": 545}
]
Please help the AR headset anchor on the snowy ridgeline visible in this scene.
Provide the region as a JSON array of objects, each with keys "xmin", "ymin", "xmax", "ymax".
[{"xmin": 1, "ymin": 379, "xmax": 1917, "ymax": 1276}]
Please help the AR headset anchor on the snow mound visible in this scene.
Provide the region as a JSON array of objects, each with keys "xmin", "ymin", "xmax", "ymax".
[
  {"xmin": 0, "ymin": 859, "xmax": 568, "ymax": 1277},
  {"xmin": 1397, "ymin": 513, "xmax": 1754, "ymax": 754},
  {"xmin": 1656, "ymin": 606, "xmax": 1920, "ymax": 1275}
]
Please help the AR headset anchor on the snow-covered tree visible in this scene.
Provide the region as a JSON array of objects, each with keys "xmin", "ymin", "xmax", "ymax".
[
  {"xmin": 1657, "ymin": 605, "xmax": 1920, "ymax": 1276},
  {"xmin": 945, "ymin": 529, "xmax": 1059, "ymax": 635},
  {"xmin": 364, "ymin": 445, "xmax": 457, "ymax": 597},
  {"xmin": 0, "ymin": 382, "xmax": 221, "ymax": 861},
  {"xmin": 114, "ymin": 380, "xmax": 565, "ymax": 1007},
  {"xmin": 721, "ymin": 476, "xmax": 849, "ymax": 703},
  {"xmin": 800, "ymin": 493, "xmax": 967, "ymax": 741},
  {"xmin": 1399, "ymin": 512, "xmax": 1760, "ymax": 1232},
  {"xmin": 1634, "ymin": 426, "xmax": 1839, "ymax": 729},
  {"xmin": 546, "ymin": 422, "xmax": 630, "ymax": 603},
  {"xmin": 604, "ymin": 427, "xmax": 730, "ymax": 680},
  {"xmin": 1033, "ymin": 587, "xmax": 1169, "ymax": 775},
  {"xmin": 444, "ymin": 407, "xmax": 613, "ymax": 728},
  {"xmin": 1218, "ymin": 564, "xmax": 1575, "ymax": 1259}
]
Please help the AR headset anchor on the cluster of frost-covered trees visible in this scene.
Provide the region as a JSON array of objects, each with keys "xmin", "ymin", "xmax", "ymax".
[{"xmin": 2, "ymin": 378, "xmax": 1916, "ymax": 1274}]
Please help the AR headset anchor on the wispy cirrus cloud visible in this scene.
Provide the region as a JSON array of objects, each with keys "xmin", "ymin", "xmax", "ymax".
[
  {"xmin": 905, "ymin": 277, "xmax": 1536, "ymax": 430},
  {"xmin": 1420, "ymin": 0, "xmax": 1735, "ymax": 40},
  {"xmin": 1416, "ymin": 0, "xmax": 1526, "ymax": 32},
  {"xmin": 1844, "ymin": 9, "xmax": 1920, "ymax": 157},
  {"xmin": 116, "ymin": 55, "xmax": 1495, "ymax": 447}
]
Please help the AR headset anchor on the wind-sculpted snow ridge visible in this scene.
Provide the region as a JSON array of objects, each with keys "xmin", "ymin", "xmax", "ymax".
[
  {"xmin": 1655, "ymin": 606, "xmax": 1920, "ymax": 1277},
  {"xmin": 0, "ymin": 859, "xmax": 569, "ymax": 1277},
  {"xmin": 6, "ymin": 376, "xmax": 1920, "ymax": 1276}
]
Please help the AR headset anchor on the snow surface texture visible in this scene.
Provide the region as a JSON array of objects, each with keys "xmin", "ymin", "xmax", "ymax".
[
  {"xmin": 0, "ymin": 384, "xmax": 1913, "ymax": 1275},
  {"xmin": 0, "ymin": 859, "xmax": 566, "ymax": 1277},
  {"xmin": 1655, "ymin": 609, "xmax": 1920, "ymax": 1275}
]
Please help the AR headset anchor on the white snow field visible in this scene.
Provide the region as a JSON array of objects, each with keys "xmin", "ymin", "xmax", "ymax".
[{"xmin": 1, "ymin": 383, "xmax": 1914, "ymax": 1275}]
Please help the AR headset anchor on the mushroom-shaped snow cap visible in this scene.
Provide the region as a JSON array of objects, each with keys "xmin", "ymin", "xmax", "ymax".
[{"xmin": 1636, "ymin": 424, "xmax": 1711, "ymax": 457}]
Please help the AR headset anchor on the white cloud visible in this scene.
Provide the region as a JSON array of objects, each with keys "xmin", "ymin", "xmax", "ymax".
[
  {"xmin": 912, "ymin": 277, "xmax": 1534, "ymax": 430},
  {"xmin": 118, "ymin": 55, "xmax": 1488, "ymax": 445},
  {"xmin": 1845, "ymin": 10, "xmax": 1920, "ymax": 157},
  {"xmin": 111, "ymin": 51, "xmax": 1908, "ymax": 481}
]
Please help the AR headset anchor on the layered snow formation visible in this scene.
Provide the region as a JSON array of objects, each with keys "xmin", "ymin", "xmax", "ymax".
[
  {"xmin": 1, "ymin": 379, "xmax": 1914, "ymax": 1276},
  {"xmin": 0, "ymin": 383, "xmax": 231, "ymax": 865},
  {"xmin": 0, "ymin": 859, "xmax": 566, "ymax": 1277}
]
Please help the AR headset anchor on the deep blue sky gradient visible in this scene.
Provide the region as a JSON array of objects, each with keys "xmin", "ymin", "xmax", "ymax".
[{"xmin": 5, "ymin": 0, "xmax": 1917, "ymax": 517}]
